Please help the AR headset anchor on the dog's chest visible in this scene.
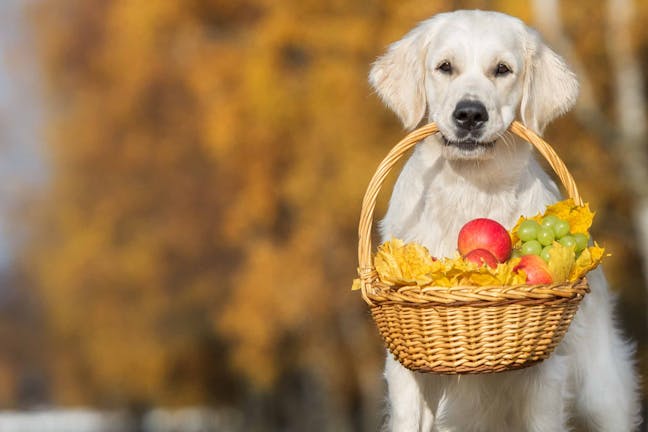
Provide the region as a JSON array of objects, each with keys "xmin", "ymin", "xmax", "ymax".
[
  {"xmin": 414, "ymin": 186, "xmax": 521, "ymax": 258},
  {"xmin": 385, "ymin": 150, "xmax": 555, "ymax": 259}
]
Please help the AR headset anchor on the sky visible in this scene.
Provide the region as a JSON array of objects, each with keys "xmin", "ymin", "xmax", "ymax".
[{"xmin": 0, "ymin": 0, "xmax": 46, "ymax": 269}]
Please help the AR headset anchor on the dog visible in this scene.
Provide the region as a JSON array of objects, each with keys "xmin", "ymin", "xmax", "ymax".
[{"xmin": 369, "ymin": 10, "xmax": 640, "ymax": 431}]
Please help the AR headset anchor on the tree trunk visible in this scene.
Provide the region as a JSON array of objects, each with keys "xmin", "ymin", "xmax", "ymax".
[{"xmin": 605, "ymin": 0, "xmax": 648, "ymax": 304}]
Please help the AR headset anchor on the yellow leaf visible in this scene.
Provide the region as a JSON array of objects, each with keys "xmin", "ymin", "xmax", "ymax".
[
  {"xmin": 446, "ymin": 256, "xmax": 526, "ymax": 287},
  {"xmin": 458, "ymin": 271, "xmax": 501, "ymax": 286},
  {"xmin": 544, "ymin": 199, "xmax": 595, "ymax": 235},
  {"xmin": 351, "ymin": 278, "xmax": 361, "ymax": 291},
  {"xmin": 511, "ymin": 199, "xmax": 595, "ymax": 245},
  {"xmin": 543, "ymin": 199, "xmax": 574, "ymax": 220},
  {"xmin": 496, "ymin": 258, "xmax": 527, "ymax": 285},
  {"xmin": 374, "ymin": 238, "xmax": 435, "ymax": 286},
  {"xmin": 570, "ymin": 244, "xmax": 606, "ymax": 281},
  {"xmin": 547, "ymin": 242, "xmax": 576, "ymax": 282}
]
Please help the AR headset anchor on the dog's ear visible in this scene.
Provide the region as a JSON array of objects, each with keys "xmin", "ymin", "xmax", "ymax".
[
  {"xmin": 520, "ymin": 30, "xmax": 579, "ymax": 133},
  {"xmin": 369, "ymin": 23, "xmax": 433, "ymax": 130}
]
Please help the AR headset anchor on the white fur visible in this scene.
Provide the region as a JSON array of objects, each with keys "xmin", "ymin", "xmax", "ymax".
[{"xmin": 370, "ymin": 10, "xmax": 640, "ymax": 431}]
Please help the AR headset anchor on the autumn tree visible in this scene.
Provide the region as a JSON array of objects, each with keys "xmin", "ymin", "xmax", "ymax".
[{"xmin": 15, "ymin": 0, "xmax": 647, "ymax": 429}]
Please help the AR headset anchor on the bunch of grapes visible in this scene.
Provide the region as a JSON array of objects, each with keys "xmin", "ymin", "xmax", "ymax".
[{"xmin": 514, "ymin": 215, "xmax": 588, "ymax": 262}]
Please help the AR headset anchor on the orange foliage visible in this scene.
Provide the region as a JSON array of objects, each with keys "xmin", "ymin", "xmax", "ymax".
[{"xmin": 16, "ymin": 0, "xmax": 647, "ymax": 412}]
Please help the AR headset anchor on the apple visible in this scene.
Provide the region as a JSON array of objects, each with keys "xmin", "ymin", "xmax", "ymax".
[
  {"xmin": 514, "ymin": 254, "xmax": 553, "ymax": 284},
  {"xmin": 464, "ymin": 248, "xmax": 498, "ymax": 268},
  {"xmin": 458, "ymin": 218, "xmax": 512, "ymax": 262}
]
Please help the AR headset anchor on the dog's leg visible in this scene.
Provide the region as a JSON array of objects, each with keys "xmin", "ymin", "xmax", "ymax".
[
  {"xmin": 517, "ymin": 356, "xmax": 570, "ymax": 432},
  {"xmin": 419, "ymin": 373, "xmax": 446, "ymax": 432},
  {"xmin": 384, "ymin": 355, "xmax": 424, "ymax": 431},
  {"xmin": 419, "ymin": 401, "xmax": 436, "ymax": 432},
  {"xmin": 384, "ymin": 355, "xmax": 444, "ymax": 432},
  {"xmin": 568, "ymin": 269, "xmax": 641, "ymax": 431}
]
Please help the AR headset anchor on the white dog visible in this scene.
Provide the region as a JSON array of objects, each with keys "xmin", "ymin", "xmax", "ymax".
[{"xmin": 369, "ymin": 10, "xmax": 640, "ymax": 432}]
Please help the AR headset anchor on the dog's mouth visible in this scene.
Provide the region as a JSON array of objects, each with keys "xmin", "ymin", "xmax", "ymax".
[{"xmin": 442, "ymin": 135, "xmax": 496, "ymax": 151}]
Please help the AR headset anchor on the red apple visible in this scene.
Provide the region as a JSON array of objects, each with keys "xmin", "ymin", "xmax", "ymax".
[
  {"xmin": 458, "ymin": 218, "xmax": 512, "ymax": 262},
  {"xmin": 514, "ymin": 255, "xmax": 553, "ymax": 284},
  {"xmin": 464, "ymin": 249, "xmax": 498, "ymax": 268}
]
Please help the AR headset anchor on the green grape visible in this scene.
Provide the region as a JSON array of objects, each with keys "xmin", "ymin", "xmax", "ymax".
[
  {"xmin": 540, "ymin": 245, "xmax": 553, "ymax": 262},
  {"xmin": 553, "ymin": 219, "xmax": 570, "ymax": 238},
  {"xmin": 573, "ymin": 233, "xmax": 588, "ymax": 252},
  {"xmin": 541, "ymin": 215, "xmax": 560, "ymax": 228},
  {"xmin": 518, "ymin": 219, "xmax": 540, "ymax": 242},
  {"xmin": 511, "ymin": 249, "xmax": 522, "ymax": 259},
  {"xmin": 521, "ymin": 240, "xmax": 542, "ymax": 256},
  {"xmin": 537, "ymin": 226, "xmax": 555, "ymax": 246},
  {"xmin": 558, "ymin": 235, "xmax": 576, "ymax": 249}
]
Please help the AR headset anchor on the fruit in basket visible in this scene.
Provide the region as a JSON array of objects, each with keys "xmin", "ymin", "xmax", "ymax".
[
  {"xmin": 520, "ymin": 240, "xmax": 542, "ymax": 256},
  {"xmin": 514, "ymin": 254, "xmax": 553, "ymax": 284},
  {"xmin": 573, "ymin": 233, "xmax": 589, "ymax": 252},
  {"xmin": 513, "ymin": 208, "xmax": 594, "ymax": 259},
  {"xmin": 558, "ymin": 235, "xmax": 577, "ymax": 249},
  {"xmin": 458, "ymin": 218, "xmax": 512, "ymax": 262},
  {"xmin": 540, "ymin": 245, "xmax": 553, "ymax": 262},
  {"xmin": 464, "ymin": 249, "xmax": 498, "ymax": 268},
  {"xmin": 553, "ymin": 219, "xmax": 570, "ymax": 238},
  {"xmin": 352, "ymin": 199, "xmax": 606, "ymax": 292},
  {"xmin": 518, "ymin": 219, "xmax": 540, "ymax": 242},
  {"xmin": 540, "ymin": 214, "xmax": 560, "ymax": 229},
  {"xmin": 510, "ymin": 199, "xmax": 606, "ymax": 282},
  {"xmin": 537, "ymin": 226, "xmax": 555, "ymax": 246}
]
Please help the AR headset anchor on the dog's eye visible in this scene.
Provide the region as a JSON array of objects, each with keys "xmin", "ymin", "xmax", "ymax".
[
  {"xmin": 495, "ymin": 63, "xmax": 512, "ymax": 76},
  {"xmin": 436, "ymin": 61, "xmax": 453, "ymax": 74}
]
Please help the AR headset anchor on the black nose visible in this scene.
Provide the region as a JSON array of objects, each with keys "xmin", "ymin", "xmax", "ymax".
[{"xmin": 453, "ymin": 100, "xmax": 489, "ymax": 131}]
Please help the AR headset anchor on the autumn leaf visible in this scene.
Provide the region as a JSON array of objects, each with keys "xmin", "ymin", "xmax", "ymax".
[
  {"xmin": 544, "ymin": 199, "xmax": 595, "ymax": 235},
  {"xmin": 373, "ymin": 241, "xmax": 527, "ymax": 287},
  {"xmin": 496, "ymin": 258, "xmax": 527, "ymax": 285},
  {"xmin": 511, "ymin": 199, "xmax": 595, "ymax": 245},
  {"xmin": 374, "ymin": 238, "xmax": 436, "ymax": 286},
  {"xmin": 571, "ymin": 244, "xmax": 606, "ymax": 281},
  {"xmin": 547, "ymin": 242, "xmax": 576, "ymax": 282},
  {"xmin": 351, "ymin": 278, "xmax": 362, "ymax": 291}
]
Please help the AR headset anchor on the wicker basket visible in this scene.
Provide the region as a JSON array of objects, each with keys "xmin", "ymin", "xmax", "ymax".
[{"xmin": 356, "ymin": 121, "xmax": 590, "ymax": 374}]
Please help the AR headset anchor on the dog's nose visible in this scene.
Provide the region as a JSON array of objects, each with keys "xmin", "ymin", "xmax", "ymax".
[{"xmin": 453, "ymin": 100, "xmax": 489, "ymax": 131}]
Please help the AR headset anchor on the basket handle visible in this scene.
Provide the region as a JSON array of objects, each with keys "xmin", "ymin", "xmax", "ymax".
[{"xmin": 357, "ymin": 121, "xmax": 583, "ymax": 303}]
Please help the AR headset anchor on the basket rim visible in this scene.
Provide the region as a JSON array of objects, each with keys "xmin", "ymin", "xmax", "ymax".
[{"xmin": 364, "ymin": 277, "xmax": 589, "ymax": 308}]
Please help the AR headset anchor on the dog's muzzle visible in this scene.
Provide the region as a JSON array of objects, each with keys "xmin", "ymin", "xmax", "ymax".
[{"xmin": 442, "ymin": 99, "xmax": 495, "ymax": 151}]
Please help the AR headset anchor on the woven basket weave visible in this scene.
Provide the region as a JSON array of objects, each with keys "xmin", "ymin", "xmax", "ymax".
[{"xmin": 357, "ymin": 121, "xmax": 590, "ymax": 374}]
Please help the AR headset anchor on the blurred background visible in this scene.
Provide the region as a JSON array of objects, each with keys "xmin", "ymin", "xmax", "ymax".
[{"xmin": 0, "ymin": 0, "xmax": 646, "ymax": 431}]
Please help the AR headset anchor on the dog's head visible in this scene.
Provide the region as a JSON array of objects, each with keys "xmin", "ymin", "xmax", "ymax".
[{"xmin": 369, "ymin": 10, "xmax": 578, "ymax": 161}]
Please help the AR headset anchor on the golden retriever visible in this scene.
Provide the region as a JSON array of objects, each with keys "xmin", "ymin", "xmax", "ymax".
[{"xmin": 370, "ymin": 10, "xmax": 640, "ymax": 432}]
